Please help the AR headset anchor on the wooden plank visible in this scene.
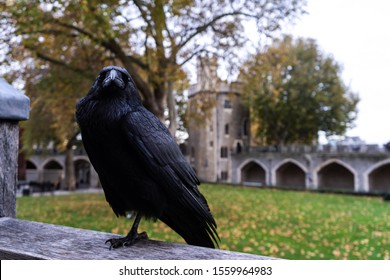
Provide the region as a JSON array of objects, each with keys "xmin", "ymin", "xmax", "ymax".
[
  {"xmin": 0, "ymin": 121, "xmax": 18, "ymax": 218},
  {"xmin": 0, "ymin": 218, "xmax": 276, "ymax": 260},
  {"xmin": 0, "ymin": 78, "xmax": 29, "ymax": 218}
]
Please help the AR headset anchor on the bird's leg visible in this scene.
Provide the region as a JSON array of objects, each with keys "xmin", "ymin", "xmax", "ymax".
[
  {"xmin": 105, "ymin": 212, "xmax": 148, "ymax": 250},
  {"xmin": 123, "ymin": 212, "xmax": 148, "ymax": 245}
]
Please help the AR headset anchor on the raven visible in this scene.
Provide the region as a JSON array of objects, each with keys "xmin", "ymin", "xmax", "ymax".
[{"xmin": 76, "ymin": 66, "xmax": 219, "ymax": 249}]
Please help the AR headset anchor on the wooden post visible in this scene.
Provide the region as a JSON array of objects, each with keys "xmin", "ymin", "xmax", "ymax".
[{"xmin": 0, "ymin": 78, "xmax": 30, "ymax": 218}]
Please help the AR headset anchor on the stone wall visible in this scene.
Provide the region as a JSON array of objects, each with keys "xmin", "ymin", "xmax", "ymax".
[{"xmin": 231, "ymin": 152, "xmax": 390, "ymax": 193}]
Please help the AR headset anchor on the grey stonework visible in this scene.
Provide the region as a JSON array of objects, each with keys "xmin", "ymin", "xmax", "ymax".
[
  {"xmin": 187, "ymin": 56, "xmax": 250, "ymax": 182},
  {"xmin": 187, "ymin": 57, "xmax": 390, "ymax": 193},
  {"xmin": 231, "ymin": 151, "xmax": 390, "ymax": 192},
  {"xmin": 25, "ymin": 154, "xmax": 99, "ymax": 190}
]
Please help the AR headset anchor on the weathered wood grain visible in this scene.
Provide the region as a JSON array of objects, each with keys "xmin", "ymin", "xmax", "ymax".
[
  {"xmin": 0, "ymin": 121, "xmax": 19, "ymax": 218},
  {"xmin": 0, "ymin": 78, "xmax": 29, "ymax": 218},
  {"xmin": 0, "ymin": 218, "xmax": 276, "ymax": 260}
]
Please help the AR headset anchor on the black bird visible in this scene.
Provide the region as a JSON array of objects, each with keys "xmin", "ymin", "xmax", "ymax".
[{"xmin": 76, "ymin": 66, "xmax": 219, "ymax": 249}]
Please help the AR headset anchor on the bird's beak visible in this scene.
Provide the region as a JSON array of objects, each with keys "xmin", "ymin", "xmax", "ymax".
[{"xmin": 102, "ymin": 69, "xmax": 125, "ymax": 89}]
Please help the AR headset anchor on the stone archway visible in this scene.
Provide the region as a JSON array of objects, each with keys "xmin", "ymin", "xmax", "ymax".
[
  {"xmin": 275, "ymin": 161, "xmax": 306, "ymax": 189},
  {"xmin": 368, "ymin": 163, "xmax": 390, "ymax": 192},
  {"xmin": 25, "ymin": 159, "xmax": 39, "ymax": 183},
  {"xmin": 74, "ymin": 159, "xmax": 91, "ymax": 189},
  {"xmin": 42, "ymin": 160, "xmax": 63, "ymax": 188},
  {"xmin": 240, "ymin": 161, "xmax": 267, "ymax": 186},
  {"xmin": 317, "ymin": 162, "xmax": 354, "ymax": 191}
]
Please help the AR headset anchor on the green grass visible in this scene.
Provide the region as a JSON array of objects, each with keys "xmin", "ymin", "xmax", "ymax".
[{"xmin": 16, "ymin": 184, "xmax": 390, "ymax": 259}]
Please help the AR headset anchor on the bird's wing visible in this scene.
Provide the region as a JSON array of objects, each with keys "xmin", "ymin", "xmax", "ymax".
[
  {"xmin": 121, "ymin": 108, "xmax": 217, "ymax": 227},
  {"xmin": 122, "ymin": 108, "xmax": 199, "ymax": 187}
]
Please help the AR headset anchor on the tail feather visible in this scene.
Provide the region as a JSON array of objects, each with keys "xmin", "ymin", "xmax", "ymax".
[{"xmin": 159, "ymin": 201, "xmax": 219, "ymax": 248}]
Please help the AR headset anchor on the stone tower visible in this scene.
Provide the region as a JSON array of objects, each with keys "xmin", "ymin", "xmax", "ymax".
[{"xmin": 187, "ymin": 56, "xmax": 250, "ymax": 182}]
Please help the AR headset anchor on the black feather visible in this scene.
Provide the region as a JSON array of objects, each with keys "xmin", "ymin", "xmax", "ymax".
[{"xmin": 76, "ymin": 66, "xmax": 219, "ymax": 248}]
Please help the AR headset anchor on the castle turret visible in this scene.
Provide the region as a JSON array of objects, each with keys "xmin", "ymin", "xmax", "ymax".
[{"xmin": 187, "ymin": 56, "xmax": 250, "ymax": 182}]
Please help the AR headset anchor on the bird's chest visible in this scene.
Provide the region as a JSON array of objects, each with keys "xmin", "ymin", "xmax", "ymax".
[
  {"xmin": 83, "ymin": 124, "xmax": 129, "ymax": 161},
  {"xmin": 86, "ymin": 107, "xmax": 124, "ymax": 131},
  {"xmin": 80, "ymin": 103, "xmax": 140, "ymax": 177}
]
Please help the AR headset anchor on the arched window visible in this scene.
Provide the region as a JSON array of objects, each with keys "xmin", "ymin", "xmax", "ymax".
[{"xmin": 236, "ymin": 142, "xmax": 242, "ymax": 154}]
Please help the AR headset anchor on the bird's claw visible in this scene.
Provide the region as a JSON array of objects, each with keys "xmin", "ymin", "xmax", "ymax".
[{"xmin": 105, "ymin": 231, "xmax": 148, "ymax": 250}]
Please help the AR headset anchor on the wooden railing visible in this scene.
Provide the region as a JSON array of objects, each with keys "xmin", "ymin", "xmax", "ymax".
[
  {"xmin": 0, "ymin": 218, "xmax": 275, "ymax": 260},
  {"xmin": 0, "ymin": 78, "xmax": 274, "ymax": 260}
]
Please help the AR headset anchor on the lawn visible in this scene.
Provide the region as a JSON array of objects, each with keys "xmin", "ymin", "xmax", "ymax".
[{"xmin": 16, "ymin": 184, "xmax": 390, "ymax": 260}]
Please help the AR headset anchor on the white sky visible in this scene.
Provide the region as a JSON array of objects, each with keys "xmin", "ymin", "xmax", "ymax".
[{"xmin": 286, "ymin": 0, "xmax": 390, "ymax": 145}]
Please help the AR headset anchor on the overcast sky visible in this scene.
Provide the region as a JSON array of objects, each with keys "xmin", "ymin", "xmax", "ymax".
[{"xmin": 286, "ymin": 0, "xmax": 390, "ymax": 145}]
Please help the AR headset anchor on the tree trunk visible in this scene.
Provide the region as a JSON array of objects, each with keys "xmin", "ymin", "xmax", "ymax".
[
  {"xmin": 65, "ymin": 147, "xmax": 76, "ymax": 191},
  {"xmin": 167, "ymin": 80, "xmax": 177, "ymax": 137},
  {"xmin": 64, "ymin": 136, "xmax": 76, "ymax": 191}
]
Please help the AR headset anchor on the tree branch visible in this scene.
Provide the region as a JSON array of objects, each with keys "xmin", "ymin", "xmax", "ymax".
[
  {"xmin": 50, "ymin": 19, "xmax": 98, "ymax": 42},
  {"xmin": 178, "ymin": 10, "xmax": 252, "ymax": 50},
  {"xmin": 33, "ymin": 50, "xmax": 94, "ymax": 79},
  {"xmin": 178, "ymin": 48, "xmax": 208, "ymax": 67}
]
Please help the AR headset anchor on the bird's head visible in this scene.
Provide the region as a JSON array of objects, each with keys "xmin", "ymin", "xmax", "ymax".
[
  {"xmin": 87, "ymin": 66, "xmax": 141, "ymax": 103},
  {"xmin": 76, "ymin": 66, "xmax": 142, "ymax": 124},
  {"xmin": 101, "ymin": 66, "xmax": 128, "ymax": 90}
]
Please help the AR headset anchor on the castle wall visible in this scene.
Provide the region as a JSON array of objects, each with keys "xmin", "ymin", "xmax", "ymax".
[
  {"xmin": 231, "ymin": 152, "xmax": 390, "ymax": 192},
  {"xmin": 186, "ymin": 55, "xmax": 390, "ymax": 193}
]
